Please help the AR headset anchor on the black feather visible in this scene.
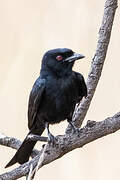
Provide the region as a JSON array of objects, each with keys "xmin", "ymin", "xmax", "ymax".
[{"xmin": 6, "ymin": 48, "xmax": 87, "ymax": 168}]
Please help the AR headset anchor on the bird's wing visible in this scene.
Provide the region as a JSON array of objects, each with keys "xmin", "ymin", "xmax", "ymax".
[
  {"xmin": 28, "ymin": 77, "xmax": 46, "ymax": 129},
  {"xmin": 74, "ymin": 72, "xmax": 87, "ymax": 98}
]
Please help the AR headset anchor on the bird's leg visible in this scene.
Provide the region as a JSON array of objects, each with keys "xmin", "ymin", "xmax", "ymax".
[
  {"xmin": 67, "ymin": 119, "xmax": 79, "ymax": 133},
  {"xmin": 46, "ymin": 123, "xmax": 56, "ymax": 144}
]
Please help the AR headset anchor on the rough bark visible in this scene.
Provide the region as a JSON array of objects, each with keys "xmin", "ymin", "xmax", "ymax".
[{"xmin": 0, "ymin": 112, "xmax": 120, "ymax": 180}]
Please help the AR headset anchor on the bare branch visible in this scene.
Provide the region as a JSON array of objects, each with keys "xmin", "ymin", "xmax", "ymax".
[
  {"xmin": 0, "ymin": 112, "xmax": 120, "ymax": 180},
  {"xmin": 27, "ymin": 145, "xmax": 47, "ymax": 180},
  {"xmin": 0, "ymin": 134, "xmax": 39, "ymax": 159},
  {"xmin": 72, "ymin": 0, "xmax": 118, "ymax": 128},
  {"xmin": 27, "ymin": 134, "xmax": 48, "ymax": 142},
  {"xmin": 0, "ymin": 133, "xmax": 21, "ymax": 150},
  {"xmin": 26, "ymin": 164, "xmax": 34, "ymax": 180}
]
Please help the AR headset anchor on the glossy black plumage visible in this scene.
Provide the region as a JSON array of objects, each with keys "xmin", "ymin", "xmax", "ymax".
[{"xmin": 5, "ymin": 48, "xmax": 87, "ymax": 168}]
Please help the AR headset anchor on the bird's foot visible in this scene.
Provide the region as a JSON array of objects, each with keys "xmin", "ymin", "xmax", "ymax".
[
  {"xmin": 46, "ymin": 122, "xmax": 58, "ymax": 145},
  {"xmin": 69, "ymin": 122, "xmax": 80, "ymax": 134},
  {"xmin": 48, "ymin": 132, "xmax": 57, "ymax": 145}
]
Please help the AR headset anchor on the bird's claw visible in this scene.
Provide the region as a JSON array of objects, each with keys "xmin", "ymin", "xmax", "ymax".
[
  {"xmin": 48, "ymin": 133, "xmax": 57, "ymax": 145},
  {"xmin": 72, "ymin": 126, "xmax": 80, "ymax": 134},
  {"xmin": 69, "ymin": 122, "xmax": 80, "ymax": 134}
]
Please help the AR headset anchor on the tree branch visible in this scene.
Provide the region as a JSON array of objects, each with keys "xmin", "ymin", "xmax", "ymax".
[
  {"xmin": 72, "ymin": 0, "xmax": 118, "ymax": 128},
  {"xmin": 0, "ymin": 112, "xmax": 120, "ymax": 180},
  {"xmin": 0, "ymin": 134, "xmax": 39, "ymax": 159}
]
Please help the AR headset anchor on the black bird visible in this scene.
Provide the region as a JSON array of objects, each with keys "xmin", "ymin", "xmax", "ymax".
[{"xmin": 5, "ymin": 48, "xmax": 87, "ymax": 168}]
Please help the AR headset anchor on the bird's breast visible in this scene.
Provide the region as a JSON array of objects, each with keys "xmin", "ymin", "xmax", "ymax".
[{"xmin": 39, "ymin": 76, "xmax": 79, "ymax": 124}]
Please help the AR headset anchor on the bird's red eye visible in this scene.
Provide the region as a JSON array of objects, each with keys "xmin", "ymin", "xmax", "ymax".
[{"xmin": 56, "ymin": 55, "xmax": 63, "ymax": 61}]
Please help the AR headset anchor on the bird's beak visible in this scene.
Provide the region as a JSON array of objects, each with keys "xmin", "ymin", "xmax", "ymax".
[{"xmin": 64, "ymin": 52, "xmax": 85, "ymax": 62}]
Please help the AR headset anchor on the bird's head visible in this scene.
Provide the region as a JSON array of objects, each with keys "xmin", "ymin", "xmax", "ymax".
[{"xmin": 41, "ymin": 48, "xmax": 85, "ymax": 76}]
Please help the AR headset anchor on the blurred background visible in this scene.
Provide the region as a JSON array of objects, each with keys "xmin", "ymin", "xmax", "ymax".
[{"xmin": 0, "ymin": 0, "xmax": 120, "ymax": 179}]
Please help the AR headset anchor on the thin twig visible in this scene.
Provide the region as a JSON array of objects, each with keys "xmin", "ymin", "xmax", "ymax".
[{"xmin": 27, "ymin": 134, "xmax": 48, "ymax": 142}]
